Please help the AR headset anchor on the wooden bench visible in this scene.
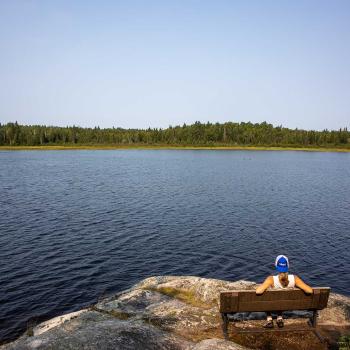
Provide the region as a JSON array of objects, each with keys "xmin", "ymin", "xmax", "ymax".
[{"xmin": 220, "ymin": 287, "xmax": 330, "ymax": 341}]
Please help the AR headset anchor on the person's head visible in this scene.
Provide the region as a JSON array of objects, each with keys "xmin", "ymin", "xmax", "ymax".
[
  {"xmin": 275, "ymin": 255, "xmax": 289, "ymax": 273},
  {"xmin": 275, "ymin": 255, "xmax": 289, "ymax": 287}
]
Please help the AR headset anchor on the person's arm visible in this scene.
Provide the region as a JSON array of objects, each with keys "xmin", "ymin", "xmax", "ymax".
[
  {"xmin": 256, "ymin": 276, "xmax": 273, "ymax": 295},
  {"xmin": 295, "ymin": 275, "xmax": 313, "ymax": 294}
]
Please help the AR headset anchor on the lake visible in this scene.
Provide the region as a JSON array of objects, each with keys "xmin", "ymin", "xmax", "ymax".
[{"xmin": 0, "ymin": 150, "xmax": 349, "ymax": 342}]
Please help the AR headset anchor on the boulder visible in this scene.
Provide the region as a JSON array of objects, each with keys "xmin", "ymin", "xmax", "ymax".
[{"xmin": 1, "ymin": 276, "xmax": 349, "ymax": 350}]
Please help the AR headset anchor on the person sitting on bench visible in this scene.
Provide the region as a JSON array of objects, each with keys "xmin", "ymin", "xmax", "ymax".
[{"xmin": 256, "ymin": 255, "xmax": 313, "ymax": 328}]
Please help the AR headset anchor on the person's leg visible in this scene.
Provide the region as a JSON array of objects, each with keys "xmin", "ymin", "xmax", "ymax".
[
  {"xmin": 276, "ymin": 311, "xmax": 284, "ymax": 328},
  {"xmin": 264, "ymin": 312, "xmax": 274, "ymax": 328}
]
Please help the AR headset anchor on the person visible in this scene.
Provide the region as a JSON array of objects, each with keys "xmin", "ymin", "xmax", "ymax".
[{"xmin": 256, "ymin": 255, "xmax": 313, "ymax": 328}]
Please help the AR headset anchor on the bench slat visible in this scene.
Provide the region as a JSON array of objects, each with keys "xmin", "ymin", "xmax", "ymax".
[
  {"xmin": 239, "ymin": 290, "xmax": 307, "ymax": 302},
  {"xmin": 237, "ymin": 300, "xmax": 317, "ymax": 312}
]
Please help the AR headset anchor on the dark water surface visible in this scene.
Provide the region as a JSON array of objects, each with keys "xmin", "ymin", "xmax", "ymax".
[{"xmin": 1, "ymin": 150, "xmax": 350, "ymax": 342}]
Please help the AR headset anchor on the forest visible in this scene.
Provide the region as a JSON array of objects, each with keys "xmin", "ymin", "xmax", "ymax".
[{"xmin": 0, "ymin": 121, "xmax": 349, "ymax": 148}]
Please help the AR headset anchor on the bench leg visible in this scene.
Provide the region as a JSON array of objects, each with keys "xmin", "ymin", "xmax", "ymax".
[
  {"xmin": 310, "ymin": 310, "xmax": 325, "ymax": 343},
  {"xmin": 311, "ymin": 310, "xmax": 318, "ymax": 328},
  {"xmin": 313, "ymin": 329, "xmax": 325, "ymax": 343},
  {"xmin": 221, "ymin": 313, "xmax": 229, "ymax": 339}
]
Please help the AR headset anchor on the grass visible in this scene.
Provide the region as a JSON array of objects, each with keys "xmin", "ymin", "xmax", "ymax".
[
  {"xmin": 89, "ymin": 305, "xmax": 130, "ymax": 320},
  {"xmin": 106, "ymin": 310, "xmax": 130, "ymax": 320},
  {"xmin": 338, "ymin": 335, "xmax": 350, "ymax": 350},
  {"xmin": 26, "ymin": 319, "xmax": 37, "ymax": 337},
  {"xmin": 144, "ymin": 286, "xmax": 214, "ymax": 309},
  {"xmin": 1, "ymin": 144, "xmax": 350, "ymax": 152}
]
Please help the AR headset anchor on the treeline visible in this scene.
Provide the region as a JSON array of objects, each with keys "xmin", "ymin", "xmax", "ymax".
[{"xmin": 0, "ymin": 121, "xmax": 349, "ymax": 148}]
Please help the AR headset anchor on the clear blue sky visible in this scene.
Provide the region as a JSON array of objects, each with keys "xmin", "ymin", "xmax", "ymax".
[{"xmin": 0, "ymin": 0, "xmax": 349, "ymax": 130}]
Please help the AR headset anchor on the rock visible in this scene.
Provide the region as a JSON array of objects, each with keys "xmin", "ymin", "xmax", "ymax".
[
  {"xmin": 1, "ymin": 276, "xmax": 350, "ymax": 350},
  {"xmin": 1, "ymin": 311, "xmax": 192, "ymax": 350},
  {"xmin": 134, "ymin": 276, "xmax": 256, "ymax": 307},
  {"xmin": 32, "ymin": 310, "xmax": 88, "ymax": 336},
  {"xmin": 319, "ymin": 292, "xmax": 350, "ymax": 326},
  {"xmin": 190, "ymin": 339, "xmax": 249, "ymax": 350}
]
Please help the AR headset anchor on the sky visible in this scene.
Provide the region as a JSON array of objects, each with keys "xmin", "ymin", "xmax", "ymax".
[{"xmin": 0, "ymin": 0, "xmax": 349, "ymax": 130}]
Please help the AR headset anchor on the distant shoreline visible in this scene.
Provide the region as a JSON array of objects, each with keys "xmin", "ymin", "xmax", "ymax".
[{"xmin": 1, "ymin": 145, "xmax": 350, "ymax": 152}]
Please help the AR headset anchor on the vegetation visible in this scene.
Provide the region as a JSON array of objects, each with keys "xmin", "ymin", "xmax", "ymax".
[
  {"xmin": 338, "ymin": 335, "xmax": 350, "ymax": 350},
  {"xmin": 90, "ymin": 305, "xmax": 130, "ymax": 320},
  {"xmin": 144, "ymin": 286, "xmax": 213, "ymax": 309},
  {"xmin": 0, "ymin": 121, "xmax": 349, "ymax": 149}
]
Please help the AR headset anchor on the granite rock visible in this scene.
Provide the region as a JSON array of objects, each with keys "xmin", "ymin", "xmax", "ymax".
[{"xmin": 2, "ymin": 276, "xmax": 349, "ymax": 350}]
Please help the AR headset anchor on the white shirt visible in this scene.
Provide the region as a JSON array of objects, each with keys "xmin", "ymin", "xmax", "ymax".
[{"xmin": 273, "ymin": 274, "xmax": 295, "ymax": 289}]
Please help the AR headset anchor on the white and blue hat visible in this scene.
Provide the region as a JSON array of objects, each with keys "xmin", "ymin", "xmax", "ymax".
[{"xmin": 275, "ymin": 255, "xmax": 289, "ymax": 273}]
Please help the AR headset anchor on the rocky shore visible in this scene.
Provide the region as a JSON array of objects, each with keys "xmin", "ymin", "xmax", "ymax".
[{"xmin": 1, "ymin": 276, "xmax": 349, "ymax": 350}]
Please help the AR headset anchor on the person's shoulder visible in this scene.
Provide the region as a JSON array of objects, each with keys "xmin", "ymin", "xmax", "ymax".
[
  {"xmin": 292, "ymin": 275, "xmax": 304, "ymax": 285},
  {"xmin": 266, "ymin": 275, "xmax": 274, "ymax": 283}
]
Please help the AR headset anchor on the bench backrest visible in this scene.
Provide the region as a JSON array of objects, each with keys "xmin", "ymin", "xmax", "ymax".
[{"xmin": 220, "ymin": 288, "xmax": 330, "ymax": 313}]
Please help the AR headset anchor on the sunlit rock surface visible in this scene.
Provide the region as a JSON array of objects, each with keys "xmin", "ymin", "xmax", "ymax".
[{"xmin": 2, "ymin": 276, "xmax": 349, "ymax": 350}]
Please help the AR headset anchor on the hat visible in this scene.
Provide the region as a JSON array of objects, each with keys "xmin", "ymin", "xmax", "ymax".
[{"xmin": 275, "ymin": 255, "xmax": 289, "ymax": 273}]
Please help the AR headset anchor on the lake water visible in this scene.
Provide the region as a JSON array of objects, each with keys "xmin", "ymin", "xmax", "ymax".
[{"xmin": 1, "ymin": 150, "xmax": 349, "ymax": 342}]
